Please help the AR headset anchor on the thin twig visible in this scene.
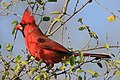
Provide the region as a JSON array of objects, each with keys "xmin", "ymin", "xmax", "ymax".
[
  {"xmin": 82, "ymin": 38, "xmax": 91, "ymax": 49},
  {"xmin": 74, "ymin": 0, "xmax": 80, "ymax": 12},
  {"xmin": 94, "ymin": 0, "xmax": 120, "ymax": 19},
  {"xmin": 37, "ymin": 2, "xmax": 47, "ymax": 26},
  {"xmin": 0, "ymin": 0, "xmax": 14, "ymax": 14},
  {"xmin": 11, "ymin": 54, "xmax": 31, "ymax": 80},
  {"xmin": 81, "ymin": 45, "xmax": 120, "ymax": 52},
  {"xmin": 49, "ymin": 0, "xmax": 92, "ymax": 36},
  {"xmin": 46, "ymin": 0, "xmax": 70, "ymax": 35}
]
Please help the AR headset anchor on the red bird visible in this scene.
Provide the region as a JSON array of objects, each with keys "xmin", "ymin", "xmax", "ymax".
[{"xmin": 15, "ymin": 8, "xmax": 111, "ymax": 67}]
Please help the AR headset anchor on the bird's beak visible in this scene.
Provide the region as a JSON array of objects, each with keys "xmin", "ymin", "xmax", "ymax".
[{"xmin": 15, "ymin": 24, "xmax": 23, "ymax": 31}]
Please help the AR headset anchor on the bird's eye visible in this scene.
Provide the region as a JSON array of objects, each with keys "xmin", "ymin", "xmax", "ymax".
[{"xmin": 20, "ymin": 23, "xmax": 27, "ymax": 27}]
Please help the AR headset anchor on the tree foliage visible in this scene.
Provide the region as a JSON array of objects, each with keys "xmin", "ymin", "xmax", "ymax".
[{"xmin": 0, "ymin": 0, "xmax": 120, "ymax": 80}]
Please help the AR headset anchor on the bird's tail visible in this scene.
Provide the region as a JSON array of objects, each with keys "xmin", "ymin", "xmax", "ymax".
[{"xmin": 74, "ymin": 53, "xmax": 111, "ymax": 58}]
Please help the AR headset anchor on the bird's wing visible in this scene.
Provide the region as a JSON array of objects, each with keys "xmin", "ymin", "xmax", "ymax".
[{"xmin": 36, "ymin": 37, "xmax": 71, "ymax": 54}]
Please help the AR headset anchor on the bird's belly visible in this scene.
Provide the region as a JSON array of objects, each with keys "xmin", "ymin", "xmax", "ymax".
[{"xmin": 26, "ymin": 42, "xmax": 42, "ymax": 61}]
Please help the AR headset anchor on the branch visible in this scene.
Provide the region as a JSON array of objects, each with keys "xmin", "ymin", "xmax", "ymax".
[
  {"xmin": 48, "ymin": 0, "xmax": 92, "ymax": 36},
  {"xmin": 0, "ymin": 0, "xmax": 14, "ymax": 14},
  {"xmin": 46, "ymin": 0, "xmax": 70, "ymax": 36},
  {"xmin": 50, "ymin": 57, "xmax": 106, "ymax": 77},
  {"xmin": 11, "ymin": 54, "xmax": 31, "ymax": 80},
  {"xmin": 94, "ymin": 0, "xmax": 120, "ymax": 19},
  {"xmin": 81, "ymin": 45, "xmax": 120, "ymax": 52}
]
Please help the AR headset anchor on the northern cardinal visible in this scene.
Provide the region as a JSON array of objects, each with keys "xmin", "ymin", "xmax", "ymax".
[{"xmin": 15, "ymin": 8, "xmax": 111, "ymax": 67}]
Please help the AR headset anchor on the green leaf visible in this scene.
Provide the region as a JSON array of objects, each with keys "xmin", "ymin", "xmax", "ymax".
[
  {"xmin": 30, "ymin": 56, "xmax": 35, "ymax": 60},
  {"xmin": 54, "ymin": 18, "xmax": 62, "ymax": 22},
  {"xmin": 78, "ymin": 51, "xmax": 83, "ymax": 63},
  {"xmin": 70, "ymin": 55, "xmax": 75, "ymax": 66},
  {"xmin": 35, "ymin": 73, "xmax": 48, "ymax": 80},
  {"xmin": 104, "ymin": 43, "xmax": 110, "ymax": 50},
  {"xmin": 89, "ymin": 31, "xmax": 98, "ymax": 39},
  {"xmin": 78, "ymin": 25, "xmax": 90, "ymax": 32},
  {"xmin": 77, "ymin": 69, "xmax": 83, "ymax": 73},
  {"xmin": 43, "ymin": 16, "xmax": 50, "ymax": 21},
  {"xmin": 87, "ymin": 70, "xmax": 98, "ymax": 77},
  {"xmin": 97, "ymin": 62, "xmax": 103, "ymax": 68},
  {"xmin": 51, "ymin": 11, "xmax": 61, "ymax": 14},
  {"xmin": 36, "ymin": 0, "xmax": 44, "ymax": 5},
  {"xmin": 28, "ymin": 1, "xmax": 35, "ymax": 4},
  {"xmin": 78, "ymin": 27, "xmax": 85, "ymax": 31},
  {"xmin": 78, "ymin": 18, "xmax": 82, "ymax": 22},
  {"xmin": 37, "ymin": 60, "xmax": 42, "ymax": 66},
  {"xmin": 22, "ymin": 61, "xmax": 28, "ymax": 65},
  {"xmin": 2, "ymin": 75, "xmax": 6, "ymax": 80},
  {"xmin": 14, "ymin": 63, "xmax": 20, "ymax": 74},
  {"xmin": 64, "ymin": 60, "xmax": 70, "ymax": 65},
  {"xmin": 116, "ymin": 70, "xmax": 120, "ymax": 76},
  {"xmin": 59, "ymin": 66, "xmax": 66, "ymax": 70},
  {"xmin": 42, "ymin": 6, "xmax": 45, "ymax": 10},
  {"xmin": 93, "ymin": 72, "xmax": 98, "ymax": 77},
  {"xmin": 6, "ymin": 44, "xmax": 12, "ymax": 52},
  {"xmin": 87, "ymin": 70, "xmax": 95, "ymax": 75},
  {"xmin": 48, "ymin": 0, "xmax": 57, "ymax": 2},
  {"xmin": 12, "ymin": 27, "xmax": 15, "ymax": 35},
  {"xmin": 12, "ymin": 20, "xmax": 18, "ymax": 26},
  {"xmin": 14, "ymin": 55, "xmax": 22, "ymax": 63},
  {"xmin": 4, "ymin": 70, "xmax": 9, "ymax": 75},
  {"xmin": 29, "ymin": 68, "xmax": 37, "ymax": 75}
]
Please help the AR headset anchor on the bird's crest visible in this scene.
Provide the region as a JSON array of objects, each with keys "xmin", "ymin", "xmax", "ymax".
[{"xmin": 21, "ymin": 7, "xmax": 35, "ymax": 24}]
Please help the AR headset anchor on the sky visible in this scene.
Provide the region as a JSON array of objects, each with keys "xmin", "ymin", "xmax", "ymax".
[{"xmin": 0, "ymin": 0, "xmax": 120, "ymax": 79}]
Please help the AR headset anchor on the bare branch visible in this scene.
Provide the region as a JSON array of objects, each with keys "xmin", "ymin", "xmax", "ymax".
[
  {"xmin": 48, "ymin": 0, "xmax": 92, "ymax": 36},
  {"xmin": 46, "ymin": 0, "xmax": 70, "ymax": 36},
  {"xmin": 81, "ymin": 45, "xmax": 120, "ymax": 52}
]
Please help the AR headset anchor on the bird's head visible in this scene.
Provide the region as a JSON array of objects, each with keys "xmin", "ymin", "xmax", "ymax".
[{"xmin": 15, "ymin": 7, "xmax": 35, "ymax": 31}]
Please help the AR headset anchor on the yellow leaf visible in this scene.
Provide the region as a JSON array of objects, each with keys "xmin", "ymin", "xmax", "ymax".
[
  {"xmin": 2, "ymin": 2, "xmax": 8, "ymax": 7},
  {"xmin": 30, "ymin": 56, "xmax": 35, "ymax": 60},
  {"xmin": 29, "ymin": 68, "xmax": 37, "ymax": 75},
  {"xmin": 64, "ymin": 60, "xmax": 70, "ymax": 65},
  {"xmin": 51, "ymin": 11, "xmax": 61, "ymax": 14},
  {"xmin": 87, "ymin": 70, "xmax": 95, "ymax": 75},
  {"xmin": 59, "ymin": 66, "xmax": 66, "ymax": 70},
  {"xmin": 104, "ymin": 43, "xmax": 110, "ymax": 50},
  {"xmin": 116, "ymin": 70, "xmax": 120, "ymax": 76},
  {"xmin": 114, "ymin": 60, "xmax": 120, "ymax": 64},
  {"xmin": 54, "ymin": 18, "xmax": 62, "ymax": 22},
  {"xmin": 87, "ymin": 70, "xmax": 98, "ymax": 77},
  {"xmin": 22, "ymin": 61, "xmax": 28, "ymax": 65},
  {"xmin": 107, "ymin": 15, "xmax": 116, "ymax": 22},
  {"xmin": 14, "ymin": 63, "xmax": 20, "ymax": 74}
]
